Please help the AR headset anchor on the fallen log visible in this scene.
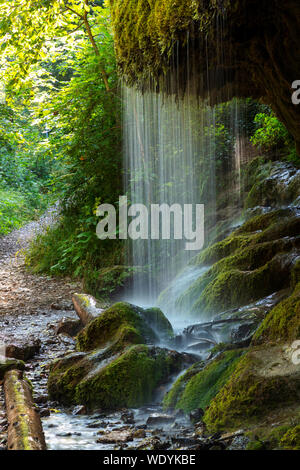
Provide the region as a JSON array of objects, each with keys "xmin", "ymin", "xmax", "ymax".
[
  {"xmin": 72, "ymin": 293, "xmax": 103, "ymax": 326},
  {"xmin": 4, "ymin": 369, "xmax": 46, "ymax": 450}
]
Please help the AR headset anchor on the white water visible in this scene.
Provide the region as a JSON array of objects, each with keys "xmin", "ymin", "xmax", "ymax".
[
  {"xmin": 123, "ymin": 87, "xmax": 218, "ymax": 311},
  {"xmin": 123, "ymin": 83, "xmax": 248, "ymax": 325}
]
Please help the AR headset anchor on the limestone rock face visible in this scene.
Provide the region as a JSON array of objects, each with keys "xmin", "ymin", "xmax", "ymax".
[
  {"xmin": 109, "ymin": 0, "xmax": 300, "ymax": 151},
  {"xmin": 203, "ymin": 344, "xmax": 300, "ymax": 432}
]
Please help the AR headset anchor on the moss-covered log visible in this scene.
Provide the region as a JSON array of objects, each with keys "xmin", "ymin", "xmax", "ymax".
[
  {"xmin": 4, "ymin": 370, "xmax": 46, "ymax": 451},
  {"xmin": 72, "ymin": 293, "xmax": 103, "ymax": 326}
]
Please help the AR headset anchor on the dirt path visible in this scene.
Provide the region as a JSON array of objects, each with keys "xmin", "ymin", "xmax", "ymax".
[
  {"xmin": 0, "ymin": 210, "xmax": 82, "ymax": 449},
  {"xmin": 0, "ymin": 207, "xmax": 81, "ymax": 317}
]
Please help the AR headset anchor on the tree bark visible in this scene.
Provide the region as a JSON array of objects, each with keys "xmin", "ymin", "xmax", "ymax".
[{"xmin": 4, "ymin": 369, "xmax": 46, "ymax": 450}]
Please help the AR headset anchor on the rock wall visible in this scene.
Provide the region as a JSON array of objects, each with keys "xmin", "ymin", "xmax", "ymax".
[{"xmin": 110, "ymin": 0, "xmax": 300, "ymax": 152}]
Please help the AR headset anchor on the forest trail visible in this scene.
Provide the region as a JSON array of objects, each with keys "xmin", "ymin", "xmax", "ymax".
[
  {"xmin": 0, "ymin": 207, "xmax": 81, "ymax": 318},
  {"xmin": 0, "ymin": 211, "xmax": 83, "ymax": 449}
]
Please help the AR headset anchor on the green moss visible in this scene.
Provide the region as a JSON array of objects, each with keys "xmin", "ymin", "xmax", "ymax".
[
  {"xmin": 246, "ymin": 440, "xmax": 266, "ymax": 450},
  {"xmin": 176, "ymin": 208, "xmax": 299, "ymax": 317},
  {"xmin": 253, "ymin": 282, "xmax": 300, "ymax": 344},
  {"xmin": 280, "ymin": 425, "xmax": 300, "ymax": 450},
  {"xmin": 75, "ymin": 345, "xmax": 172, "ymax": 409},
  {"xmin": 76, "ymin": 302, "xmax": 157, "ymax": 352},
  {"xmin": 48, "ymin": 353, "xmax": 90, "ymax": 405},
  {"xmin": 191, "ymin": 253, "xmax": 291, "ymax": 316},
  {"xmin": 0, "ymin": 358, "xmax": 25, "ymax": 380},
  {"xmin": 143, "ymin": 307, "xmax": 174, "ymax": 340},
  {"xmin": 291, "ymin": 258, "xmax": 300, "ymax": 289},
  {"xmin": 48, "ymin": 345, "xmax": 184, "ymax": 409},
  {"xmin": 189, "ymin": 234, "xmax": 253, "ymax": 266},
  {"xmin": 109, "ymin": 0, "xmax": 234, "ymax": 88},
  {"xmin": 203, "ymin": 347, "xmax": 300, "ymax": 432},
  {"xmin": 164, "ymin": 350, "xmax": 242, "ymax": 413},
  {"xmin": 163, "ymin": 362, "xmax": 205, "ymax": 411}
]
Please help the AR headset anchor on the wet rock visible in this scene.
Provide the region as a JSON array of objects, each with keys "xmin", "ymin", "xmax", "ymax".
[
  {"xmin": 39, "ymin": 408, "xmax": 50, "ymax": 417},
  {"xmin": 204, "ymin": 343, "xmax": 300, "ymax": 431},
  {"xmin": 6, "ymin": 338, "xmax": 41, "ymax": 361},
  {"xmin": 87, "ymin": 420, "xmax": 108, "ymax": 429},
  {"xmin": 72, "ymin": 293, "xmax": 103, "ymax": 326},
  {"xmin": 194, "ymin": 421, "xmax": 207, "ymax": 437},
  {"xmin": 146, "ymin": 414, "xmax": 175, "ymax": 426},
  {"xmin": 231, "ymin": 322, "xmax": 257, "ymax": 344},
  {"xmin": 189, "ymin": 408, "xmax": 204, "ymax": 423},
  {"xmin": 34, "ymin": 395, "xmax": 48, "ymax": 405},
  {"xmin": 137, "ymin": 436, "xmax": 170, "ymax": 450},
  {"xmin": 55, "ymin": 318, "xmax": 83, "ymax": 337},
  {"xmin": 96, "ymin": 429, "xmax": 133, "ymax": 444},
  {"xmin": 121, "ymin": 411, "xmax": 134, "ymax": 424},
  {"xmin": 228, "ymin": 435, "xmax": 250, "ymax": 450},
  {"xmin": 132, "ymin": 428, "xmax": 146, "ymax": 439},
  {"xmin": 48, "ymin": 303, "xmax": 194, "ymax": 410},
  {"xmin": 56, "ymin": 432, "xmax": 73, "ymax": 437},
  {"xmin": 72, "ymin": 405, "xmax": 87, "ymax": 415}
]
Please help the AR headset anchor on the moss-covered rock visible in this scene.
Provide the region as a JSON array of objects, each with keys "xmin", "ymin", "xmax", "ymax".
[
  {"xmin": 176, "ymin": 208, "xmax": 300, "ymax": 318},
  {"xmin": 203, "ymin": 345, "xmax": 300, "ymax": 432},
  {"xmin": 280, "ymin": 425, "xmax": 300, "ymax": 450},
  {"xmin": 48, "ymin": 345, "xmax": 187, "ymax": 409},
  {"xmin": 253, "ymin": 282, "xmax": 300, "ymax": 344},
  {"xmin": 109, "ymin": 1, "xmax": 300, "ymax": 150},
  {"xmin": 244, "ymin": 159, "xmax": 300, "ymax": 209},
  {"xmin": 76, "ymin": 302, "xmax": 159, "ymax": 353},
  {"xmin": 142, "ymin": 307, "xmax": 174, "ymax": 342},
  {"xmin": 163, "ymin": 350, "xmax": 242, "ymax": 413},
  {"xmin": 48, "ymin": 301, "xmax": 180, "ymax": 410}
]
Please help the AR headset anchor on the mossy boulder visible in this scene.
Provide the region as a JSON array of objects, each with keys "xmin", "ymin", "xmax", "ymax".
[
  {"xmin": 253, "ymin": 282, "xmax": 300, "ymax": 344},
  {"xmin": 280, "ymin": 425, "xmax": 300, "ymax": 450},
  {"xmin": 76, "ymin": 302, "xmax": 159, "ymax": 353},
  {"xmin": 203, "ymin": 345, "xmax": 300, "ymax": 432},
  {"xmin": 48, "ymin": 345, "xmax": 187, "ymax": 409},
  {"xmin": 175, "ymin": 208, "xmax": 300, "ymax": 318},
  {"xmin": 163, "ymin": 350, "xmax": 242, "ymax": 413},
  {"xmin": 48, "ymin": 302, "xmax": 180, "ymax": 410},
  {"xmin": 244, "ymin": 159, "xmax": 300, "ymax": 209},
  {"xmin": 143, "ymin": 307, "xmax": 174, "ymax": 342}
]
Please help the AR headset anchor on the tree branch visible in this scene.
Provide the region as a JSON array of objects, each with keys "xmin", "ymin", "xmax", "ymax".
[{"xmin": 82, "ymin": 0, "xmax": 110, "ymax": 92}]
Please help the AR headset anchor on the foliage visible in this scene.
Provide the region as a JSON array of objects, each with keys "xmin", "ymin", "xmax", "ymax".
[
  {"xmin": 251, "ymin": 111, "xmax": 298, "ymax": 163},
  {"xmin": 0, "ymin": 189, "xmax": 32, "ymax": 236},
  {"xmin": 23, "ymin": 3, "xmax": 122, "ymax": 281}
]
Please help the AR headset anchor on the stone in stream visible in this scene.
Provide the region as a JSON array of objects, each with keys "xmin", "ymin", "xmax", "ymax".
[
  {"xmin": 5, "ymin": 338, "xmax": 41, "ymax": 361},
  {"xmin": 121, "ymin": 411, "xmax": 134, "ymax": 424},
  {"xmin": 189, "ymin": 408, "xmax": 204, "ymax": 423},
  {"xmin": 96, "ymin": 429, "xmax": 133, "ymax": 444},
  {"xmin": 72, "ymin": 405, "xmax": 87, "ymax": 415},
  {"xmin": 146, "ymin": 414, "xmax": 175, "ymax": 426},
  {"xmin": 55, "ymin": 318, "xmax": 83, "ymax": 337},
  {"xmin": 48, "ymin": 302, "xmax": 194, "ymax": 410}
]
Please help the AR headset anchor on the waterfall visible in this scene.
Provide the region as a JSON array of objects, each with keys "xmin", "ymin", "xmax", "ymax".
[{"xmin": 123, "ymin": 86, "xmax": 246, "ymax": 323}]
